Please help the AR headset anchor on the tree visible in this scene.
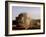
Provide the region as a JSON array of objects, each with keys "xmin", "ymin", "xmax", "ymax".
[{"xmin": 15, "ymin": 13, "xmax": 31, "ymax": 29}]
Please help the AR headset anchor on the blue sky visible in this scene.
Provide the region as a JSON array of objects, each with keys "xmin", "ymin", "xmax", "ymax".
[{"xmin": 12, "ymin": 6, "xmax": 41, "ymax": 20}]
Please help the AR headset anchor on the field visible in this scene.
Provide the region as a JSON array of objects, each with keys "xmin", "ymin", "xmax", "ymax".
[{"xmin": 12, "ymin": 19, "xmax": 40, "ymax": 30}]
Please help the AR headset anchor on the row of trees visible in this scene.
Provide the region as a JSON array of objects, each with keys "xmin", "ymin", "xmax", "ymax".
[{"xmin": 12, "ymin": 13, "xmax": 40, "ymax": 30}]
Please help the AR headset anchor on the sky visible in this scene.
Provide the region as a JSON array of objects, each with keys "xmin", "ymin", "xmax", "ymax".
[{"xmin": 12, "ymin": 6, "xmax": 41, "ymax": 20}]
